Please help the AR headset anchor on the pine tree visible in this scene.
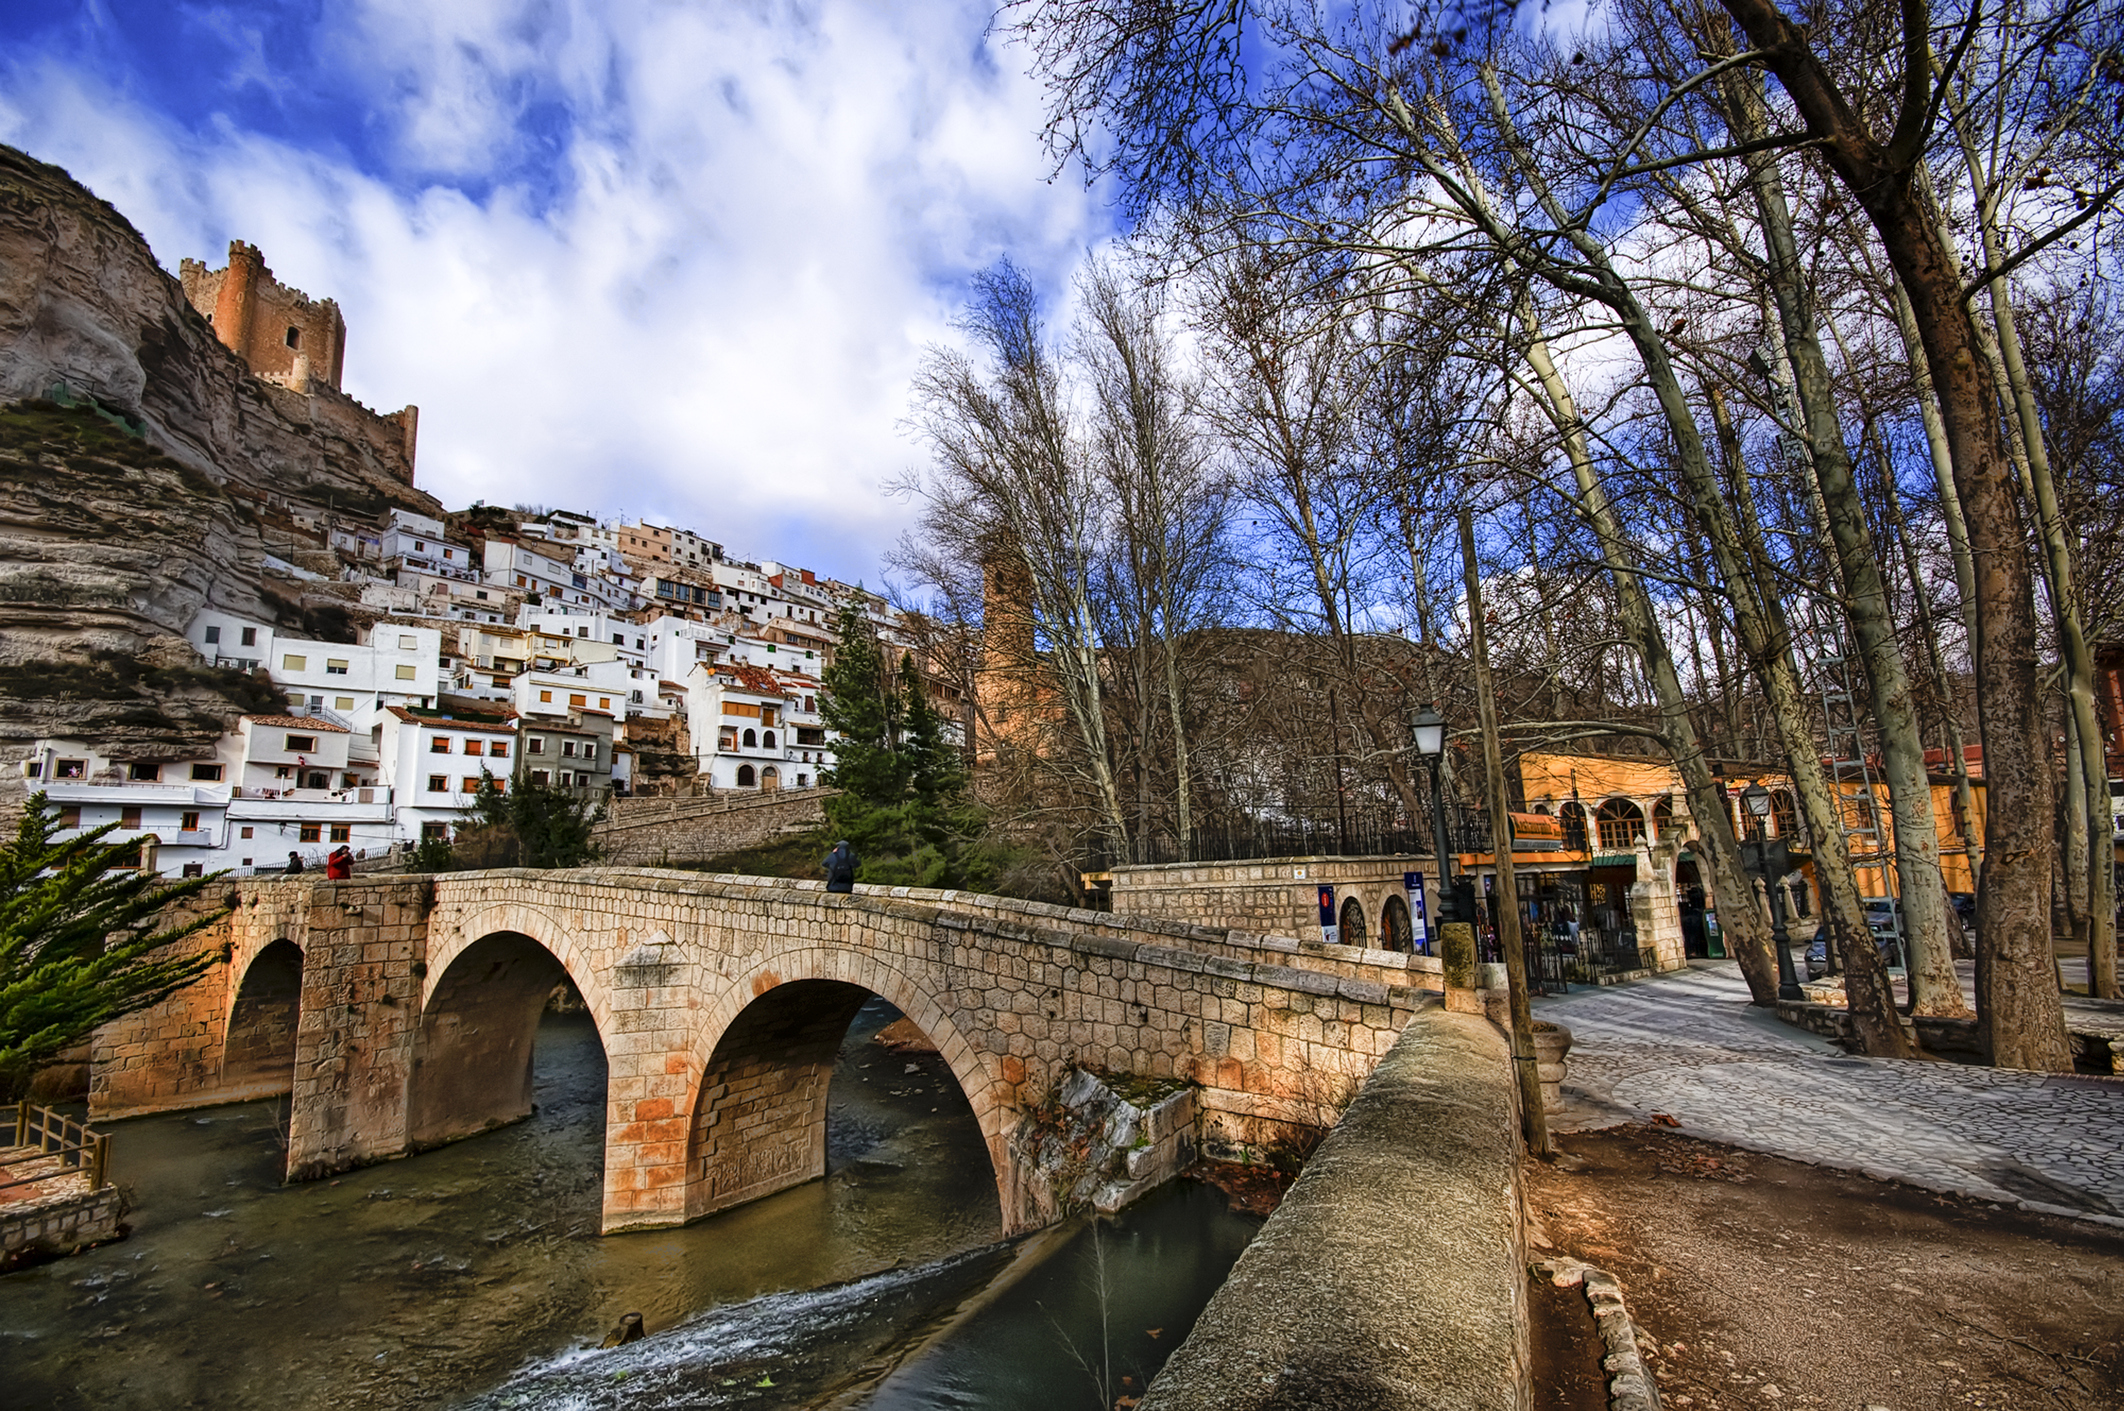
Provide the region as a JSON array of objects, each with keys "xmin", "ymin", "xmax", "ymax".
[
  {"xmin": 0, "ymin": 795, "xmax": 225, "ymax": 1099},
  {"xmin": 821, "ymin": 598, "xmax": 906, "ymax": 844}
]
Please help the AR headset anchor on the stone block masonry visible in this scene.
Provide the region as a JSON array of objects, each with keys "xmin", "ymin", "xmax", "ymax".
[
  {"xmin": 0, "ymin": 1183, "xmax": 124, "ymax": 1268},
  {"xmin": 96, "ymin": 868, "xmax": 1456, "ymax": 1238},
  {"xmin": 1141, "ymin": 1009, "xmax": 1528, "ymax": 1411},
  {"xmin": 592, "ymin": 787, "xmax": 833, "ymax": 867}
]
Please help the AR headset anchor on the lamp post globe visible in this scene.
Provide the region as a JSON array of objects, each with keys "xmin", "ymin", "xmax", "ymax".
[{"xmin": 1412, "ymin": 703, "xmax": 1455, "ymax": 927}]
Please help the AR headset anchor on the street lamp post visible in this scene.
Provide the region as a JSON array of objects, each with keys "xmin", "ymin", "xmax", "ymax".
[
  {"xmin": 1740, "ymin": 782, "xmax": 1804, "ymax": 1002},
  {"xmin": 1412, "ymin": 703, "xmax": 1456, "ymax": 937}
]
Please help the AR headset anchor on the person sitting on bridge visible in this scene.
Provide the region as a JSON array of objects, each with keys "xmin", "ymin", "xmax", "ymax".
[
  {"xmin": 823, "ymin": 840, "xmax": 857, "ymax": 894},
  {"xmin": 283, "ymin": 851, "xmax": 304, "ymax": 875}
]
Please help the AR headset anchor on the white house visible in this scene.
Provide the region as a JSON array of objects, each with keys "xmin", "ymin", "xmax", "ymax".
[{"xmin": 378, "ymin": 704, "xmax": 517, "ymax": 842}]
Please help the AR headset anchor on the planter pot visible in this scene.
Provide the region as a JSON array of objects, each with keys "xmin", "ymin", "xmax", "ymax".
[{"xmin": 1531, "ymin": 1020, "xmax": 1573, "ymax": 1113}]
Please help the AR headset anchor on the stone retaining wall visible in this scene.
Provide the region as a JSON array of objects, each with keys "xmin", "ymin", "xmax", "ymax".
[
  {"xmin": 1109, "ymin": 855, "xmax": 1438, "ymax": 942},
  {"xmin": 0, "ymin": 1183, "xmax": 123, "ymax": 1266},
  {"xmin": 1141, "ymin": 1006, "xmax": 1528, "ymax": 1410},
  {"xmin": 592, "ymin": 788, "xmax": 834, "ymax": 866}
]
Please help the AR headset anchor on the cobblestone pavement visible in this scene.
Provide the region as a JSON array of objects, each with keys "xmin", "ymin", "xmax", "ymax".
[{"xmin": 1533, "ymin": 961, "xmax": 2124, "ymax": 1225}]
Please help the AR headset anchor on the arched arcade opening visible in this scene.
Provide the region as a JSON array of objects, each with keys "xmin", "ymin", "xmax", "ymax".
[
  {"xmin": 409, "ymin": 931, "xmax": 605, "ymax": 1150},
  {"xmin": 683, "ymin": 979, "xmax": 1000, "ymax": 1230},
  {"xmin": 224, "ymin": 938, "xmax": 304, "ymax": 1096}
]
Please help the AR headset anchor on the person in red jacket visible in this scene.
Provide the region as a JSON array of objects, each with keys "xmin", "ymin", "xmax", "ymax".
[{"xmin": 325, "ymin": 845, "xmax": 353, "ymax": 880}]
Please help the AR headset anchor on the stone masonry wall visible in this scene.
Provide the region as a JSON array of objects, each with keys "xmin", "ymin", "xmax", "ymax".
[
  {"xmin": 593, "ymin": 787, "xmax": 834, "ymax": 867},
  {"xmin": 1142, "ymin": 1008, "xmax": 1527, "ymax": 1411},
  {"xmin": 0, "ymin": 1183, "xmax": 124, "ymax": 1265},
  {"xmin": 1110, "ymin": 855, "xmax": 1443, "ymax": 946},
  {"xmin": 283, "ymin": 877, "xmax": 437, "ymax": 1181}
]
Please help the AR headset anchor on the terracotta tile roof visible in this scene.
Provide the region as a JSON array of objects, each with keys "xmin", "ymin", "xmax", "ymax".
[
  {"xmin": 243, "ymin": 714, "xmax": 350, "ymax": 733},
  {"xmin": 384, "ymin": 706, "xmax": 516, "ymax": 731},
  {"xmin": 727, "ymin": 663, "xmax": 785, "ymax": 696}
]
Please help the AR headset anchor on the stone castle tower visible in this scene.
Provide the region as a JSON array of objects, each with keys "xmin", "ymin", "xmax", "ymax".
[{"xmin": 178, "ymin": 241, "xmax": 419, "ymax": 485}]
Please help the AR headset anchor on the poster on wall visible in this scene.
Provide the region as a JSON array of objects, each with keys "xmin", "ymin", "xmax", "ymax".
[
  {"xmin": 1317, "ymin": 884, "xmax": 1339, "ymax": 945},
  {"xmin": 1404, "ymin": 870, "xmax": 1430, "ymax": 955}
]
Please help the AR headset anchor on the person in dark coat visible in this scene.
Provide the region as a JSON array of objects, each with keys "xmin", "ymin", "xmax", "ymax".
[
  {"xmin": 823, "ymin": 840, "xmax": 857, "ymax": 894},
  {"xmin": 283, "ymin": 851, "xmax": 305, "ymax": 875}
]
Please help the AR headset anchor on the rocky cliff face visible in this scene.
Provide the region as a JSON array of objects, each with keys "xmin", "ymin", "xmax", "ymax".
[{"xmin": 0, "ymin": 143, "xmax": 446, "ymax": 808}]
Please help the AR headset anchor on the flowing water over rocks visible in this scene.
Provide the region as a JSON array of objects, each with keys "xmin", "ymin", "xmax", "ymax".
[{"xmin": 1, "ymin": 999, "xmax": 1261, "ymax": 1409}]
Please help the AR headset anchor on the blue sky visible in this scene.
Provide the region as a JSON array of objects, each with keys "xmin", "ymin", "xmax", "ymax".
[{"xmin": 0, "ymin": 0, "xmax": 1115, "ymax": 583}]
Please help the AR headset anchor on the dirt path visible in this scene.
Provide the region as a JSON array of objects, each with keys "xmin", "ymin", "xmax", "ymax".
[{"xmin": 1525, "ymin": 1124, "xmax": 2124, "ymax": 1410}]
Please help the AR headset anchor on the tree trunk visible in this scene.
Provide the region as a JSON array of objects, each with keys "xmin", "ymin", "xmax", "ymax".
[
  {"xmin": 1725, "ymin": 71, "xmax": 1964, "ymax": 1014},
  {"xmin": 1515, "ymin": 307, "xmax": 1782, "ymax": 1006},
  {"xmin": 1948, "ymin": 115, "xmax": 2118, "ymax": 999},
  {"xmin": 1714, "ymin": 0, "xmax": 2071, "ymax": 1070}
]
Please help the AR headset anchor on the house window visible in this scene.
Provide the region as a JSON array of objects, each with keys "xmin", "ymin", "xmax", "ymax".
[
  {"xmin": 464, "ymin": 740, "xmax": 484, "ymax": 757},
  {"xmin": 598, "ymin": 697, "xmax": 610, "ymax": 710},
  {"xmin": 569, "ymin": 694, "xmax": 587, "ymax": 708},
  {"xmin": 399, "ymin": 635, "xmax": 416, "ymax": 650},
  {"xmin": 240, "ymin": 626, "xmax": 257, "ymax": 647},
  {"xmin": 531, "ymin": 769, "xmax": 550, "ymax": 786},
  {"xmin": 490, "ymin": 741, "xmax": 510, "ymax": 759},
  {"xmin": 129, "ymin": 761, "xmax": 161, "ymax": 781},
  {"xmin": 539, "ymin": 690, "xmax": 553, "ymax": 703},
  {"xmin": 396, "ymin": 665, "xmax": 417, "ymax": 680},
  {"xmin": 56, "ymin": 805, "xmax": 82, "ymax": 828},
  {"xmin": 577, "ymin": 626, "xmax": 589, "ymax": 638},
  {"xmin": 562, "ymin": 740, "xmax": 577, "ymax": 758},
  {"xmin": 414, "ymin": 540, "xmax": 426, "ymax": 552},
  {"xmin": 330, "ymin": 824, "xmax": 351, "ymax": 843},
  {"xmin": 181, "ymin": 810, "xmax": 200, "ymax": 831},
  {"xmin": 299, "ymin": 823, "xmax": 321, "ymax": 843},
  {"xmin": 582, "ymin": 743, "xmax": 596, "ymax": 761},
  {"xmin": 462, "ymin": 777, "xmax": 483, "ymax": 793},
  {"xmin": 285, "ymin": 325, "xmax": 301, "ymax": 349},
  {"xmin": 528, "ymin": 738, "xmax": 545, "ymax": 755},
  {"xmin": 283, "ymin": 654, "xmax": 307, "ymax": 671},
  {"xmin": 191, "ymin": 763, "xmax": 223, "ymax": 781},
  {"xmin": 286, "ymin": 734, "xmax": 317, "ymax": 753},
  {"xmin": 240, "ymin": 825, "xmax": 254, "ymax": 839},
  {"xmin": 736, "ymin": 764, "xmax": 756, "ymax": 787},
  {"xmin": 204, "ymin": 625, "xmax": 222, "ymax": 644},
  {"xmin": 430, "ymin": 738, "xmax": 452, "ymax": 754},
  {"xmin": 305, "ymin": 771, "xmax": 328, "ymax": 789},
  {"xmin": 120, "ymin": 807, "xmax": 142, "ymax": 829},
  {"xmin": 743, "ymin": 728, "xmax": 757, "ymax": 748},
  {"xmin": 427, "ymin": 775, "xmax": 447, "ymax": 792},
  {"xmin": 421, "ymin": 822, "xmax": 448, "ymax": 841},
  {"xmin": 56, "ymin": 758, "xmax": 85, "ymax": 778},
  {"xmin": 613, "ymin": 633, "xmax": 625, "ymax": 645},
  {"xmin": 326, "ymin": 659, "xmax": 350, "ymax": 675}
]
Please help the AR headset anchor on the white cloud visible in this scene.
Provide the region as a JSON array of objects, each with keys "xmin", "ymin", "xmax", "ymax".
[{"xmin": 0, "ymin": 0, "xmax": 1109, "ymax": 583}]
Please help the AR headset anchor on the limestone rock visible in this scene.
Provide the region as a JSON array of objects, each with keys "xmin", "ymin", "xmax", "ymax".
[{"xmin": 0, "ymin": 143, "xmax": 445, "ymax": 808}]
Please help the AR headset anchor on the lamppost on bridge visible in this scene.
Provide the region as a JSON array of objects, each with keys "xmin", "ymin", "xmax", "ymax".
[
  {"xmin": 1411, "ymin": 703, "xmax": 1465, "ymax": 932},
  {"xmin": 1739, "ymin": 781, "xmax": 1805, "ymax": 1002}
]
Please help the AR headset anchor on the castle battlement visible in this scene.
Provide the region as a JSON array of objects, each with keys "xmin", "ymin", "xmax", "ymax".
[{"xmin": 181, "ymin": 240, "xmax": 419, "ymax": 487}]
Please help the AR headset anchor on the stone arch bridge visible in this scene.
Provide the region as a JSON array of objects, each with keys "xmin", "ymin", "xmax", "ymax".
[{"xmin": 93, "ymin": 870, "xmax": 1445, "ymax": 1233}]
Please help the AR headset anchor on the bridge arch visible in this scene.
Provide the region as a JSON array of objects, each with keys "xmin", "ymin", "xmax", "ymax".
[
  {"xmin": 223, "ymin": 937, "xmax": 304, "ymax": 1096},
  {"xmin": 410, "ymin": 903, "xmax": 616, "ymax": 1155},
  {"xmin": 686, "ymin": 947, "xmax": 1008, "ymax": 1226}
]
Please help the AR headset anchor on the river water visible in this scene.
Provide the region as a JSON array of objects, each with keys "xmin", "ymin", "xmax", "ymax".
[{"xmin": 2, "ymin": 1001, "xmax": 1260, "ymax": 1409}]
